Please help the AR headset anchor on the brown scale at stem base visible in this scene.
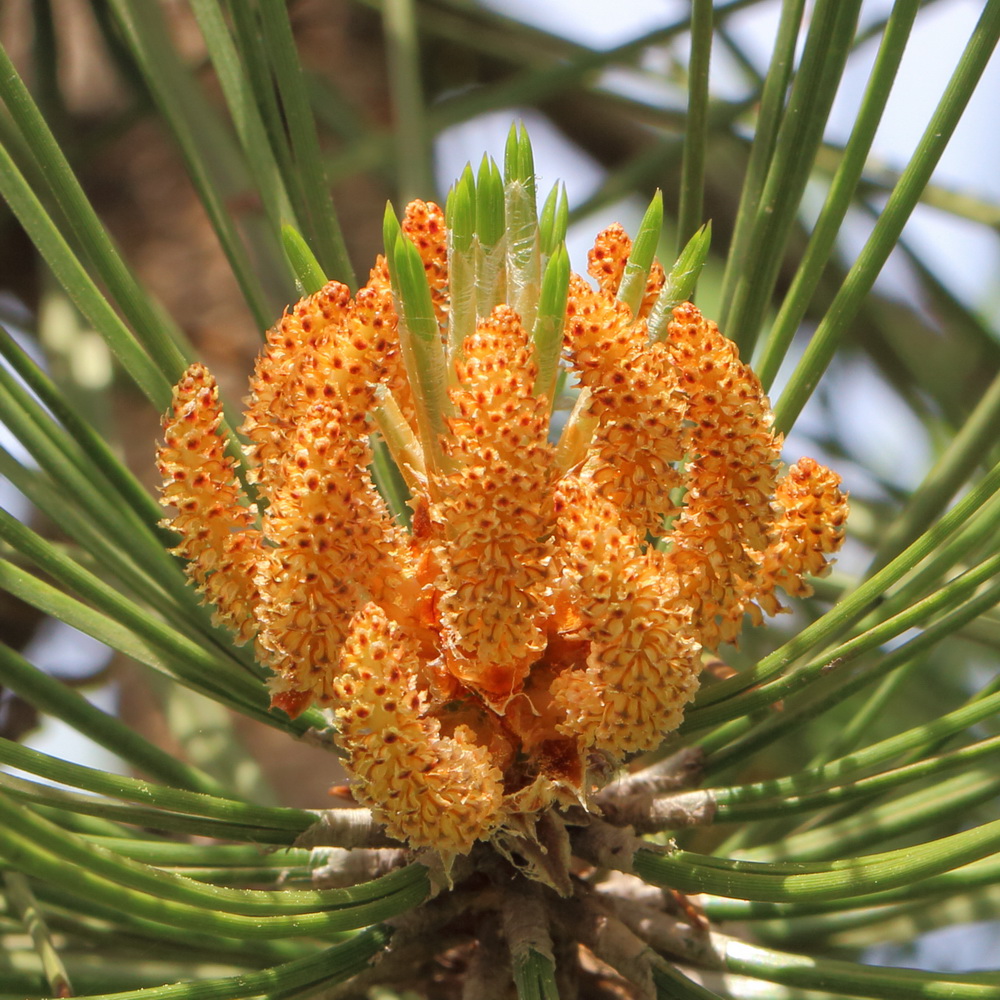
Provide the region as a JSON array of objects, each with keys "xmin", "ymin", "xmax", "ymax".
[{"xmin": 300, "ymin": 746, "xmax": 717, "ymax": 1000}]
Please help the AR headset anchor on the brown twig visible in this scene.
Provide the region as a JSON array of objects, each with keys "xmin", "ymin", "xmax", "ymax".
[
  {"xmin": 306, "ymin": 846, "xmax": 409, "ymax": 887},
  {"xmin": 596, "ymin": 746, "xmax": 707, "ymax": 801},
  {"xmin": 599, "ymin": 789, "xmax": 717, "ymax": 834},
  {"xmin": 571, "ymin": 817, "xmax": 652, "ymax": 874}
]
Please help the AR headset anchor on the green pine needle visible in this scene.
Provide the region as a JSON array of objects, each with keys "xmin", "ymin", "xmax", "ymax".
[
  {"xmin": 617, "ymin": 189, "xmax": 664, "ymax": 317},
  {"xmin": 281, "ymin": 224, "xmax": 329, "ymax": 296},
  {"xmin": 648, "ymin": 221, "xmax": 712, "ymax": 339}
]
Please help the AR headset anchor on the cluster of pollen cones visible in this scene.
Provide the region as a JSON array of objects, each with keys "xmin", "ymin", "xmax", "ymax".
[{"xmin": 157, "ymin": 201, "xmax": 847, "ymax": 860}]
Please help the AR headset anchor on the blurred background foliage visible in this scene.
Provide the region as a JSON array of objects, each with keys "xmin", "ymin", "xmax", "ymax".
[{"xmin": 1, "ymin": 0, "xmax": 1000, "ymax": 996}]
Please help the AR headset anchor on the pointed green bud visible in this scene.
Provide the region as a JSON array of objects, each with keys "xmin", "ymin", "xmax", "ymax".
[
  {"xmin": 504, "ymin": 125, "xmax": 541, "ymax": 330},
  {"xmin": 392, "ymin": 233, "xmax": 438, "ymax": 344},
  {"xmin": 504, "ymin": 122, "xmax": 536, "ymax": 207},
  {"xmin": 476, "ymin": 155, "xmax": 505, "ymax": 251},
  {"xmin": 539, "ymin": 183, "xmax": 569, "ymax": 259},
  {"xmin": 617, "ymin": 190, "xmax": 663, "ymax": 318},
  {"xmin": 372, "ymin": 383, "xmax": 426, "ymax": 494},
  {"xmin": 531, "ymin": 243, "xmax": 570, "ymax": 402},
  {"xmin": 383, "ymin": 215, "xmax": 452, "ymax": 476},
  {"xmin": 383, "ymin": 202, "xmax": 404, "ymax": 283},
  {"xmin": 504, "ymin": 122, "xmax": 519, "ymax": 181},
  {"xmin": 369, "ymin": 433, "xmax": 413, "ymax": 530},
  {"xmin": 447, "ymin": 165, "xmax": 476, "ymax": 256},
  {"xmin": 447, "ymin": 165, "xmax": 478, "ymax": 357},
  {"xmin": 475, "ymin": 155, "xmax": 507, "ymax": 317},
  {"xmin": 281, "ymin": 224, "xmax": 328, "ymax": 296},
  {"xmin": 648, "ymin": 221, "xmax": 712, "ymax": 341}
]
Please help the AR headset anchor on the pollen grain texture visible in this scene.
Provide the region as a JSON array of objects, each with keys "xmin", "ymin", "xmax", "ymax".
[{"xmin": 157, "ymin": 202, "xmax": 847, "ymax": 859}]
